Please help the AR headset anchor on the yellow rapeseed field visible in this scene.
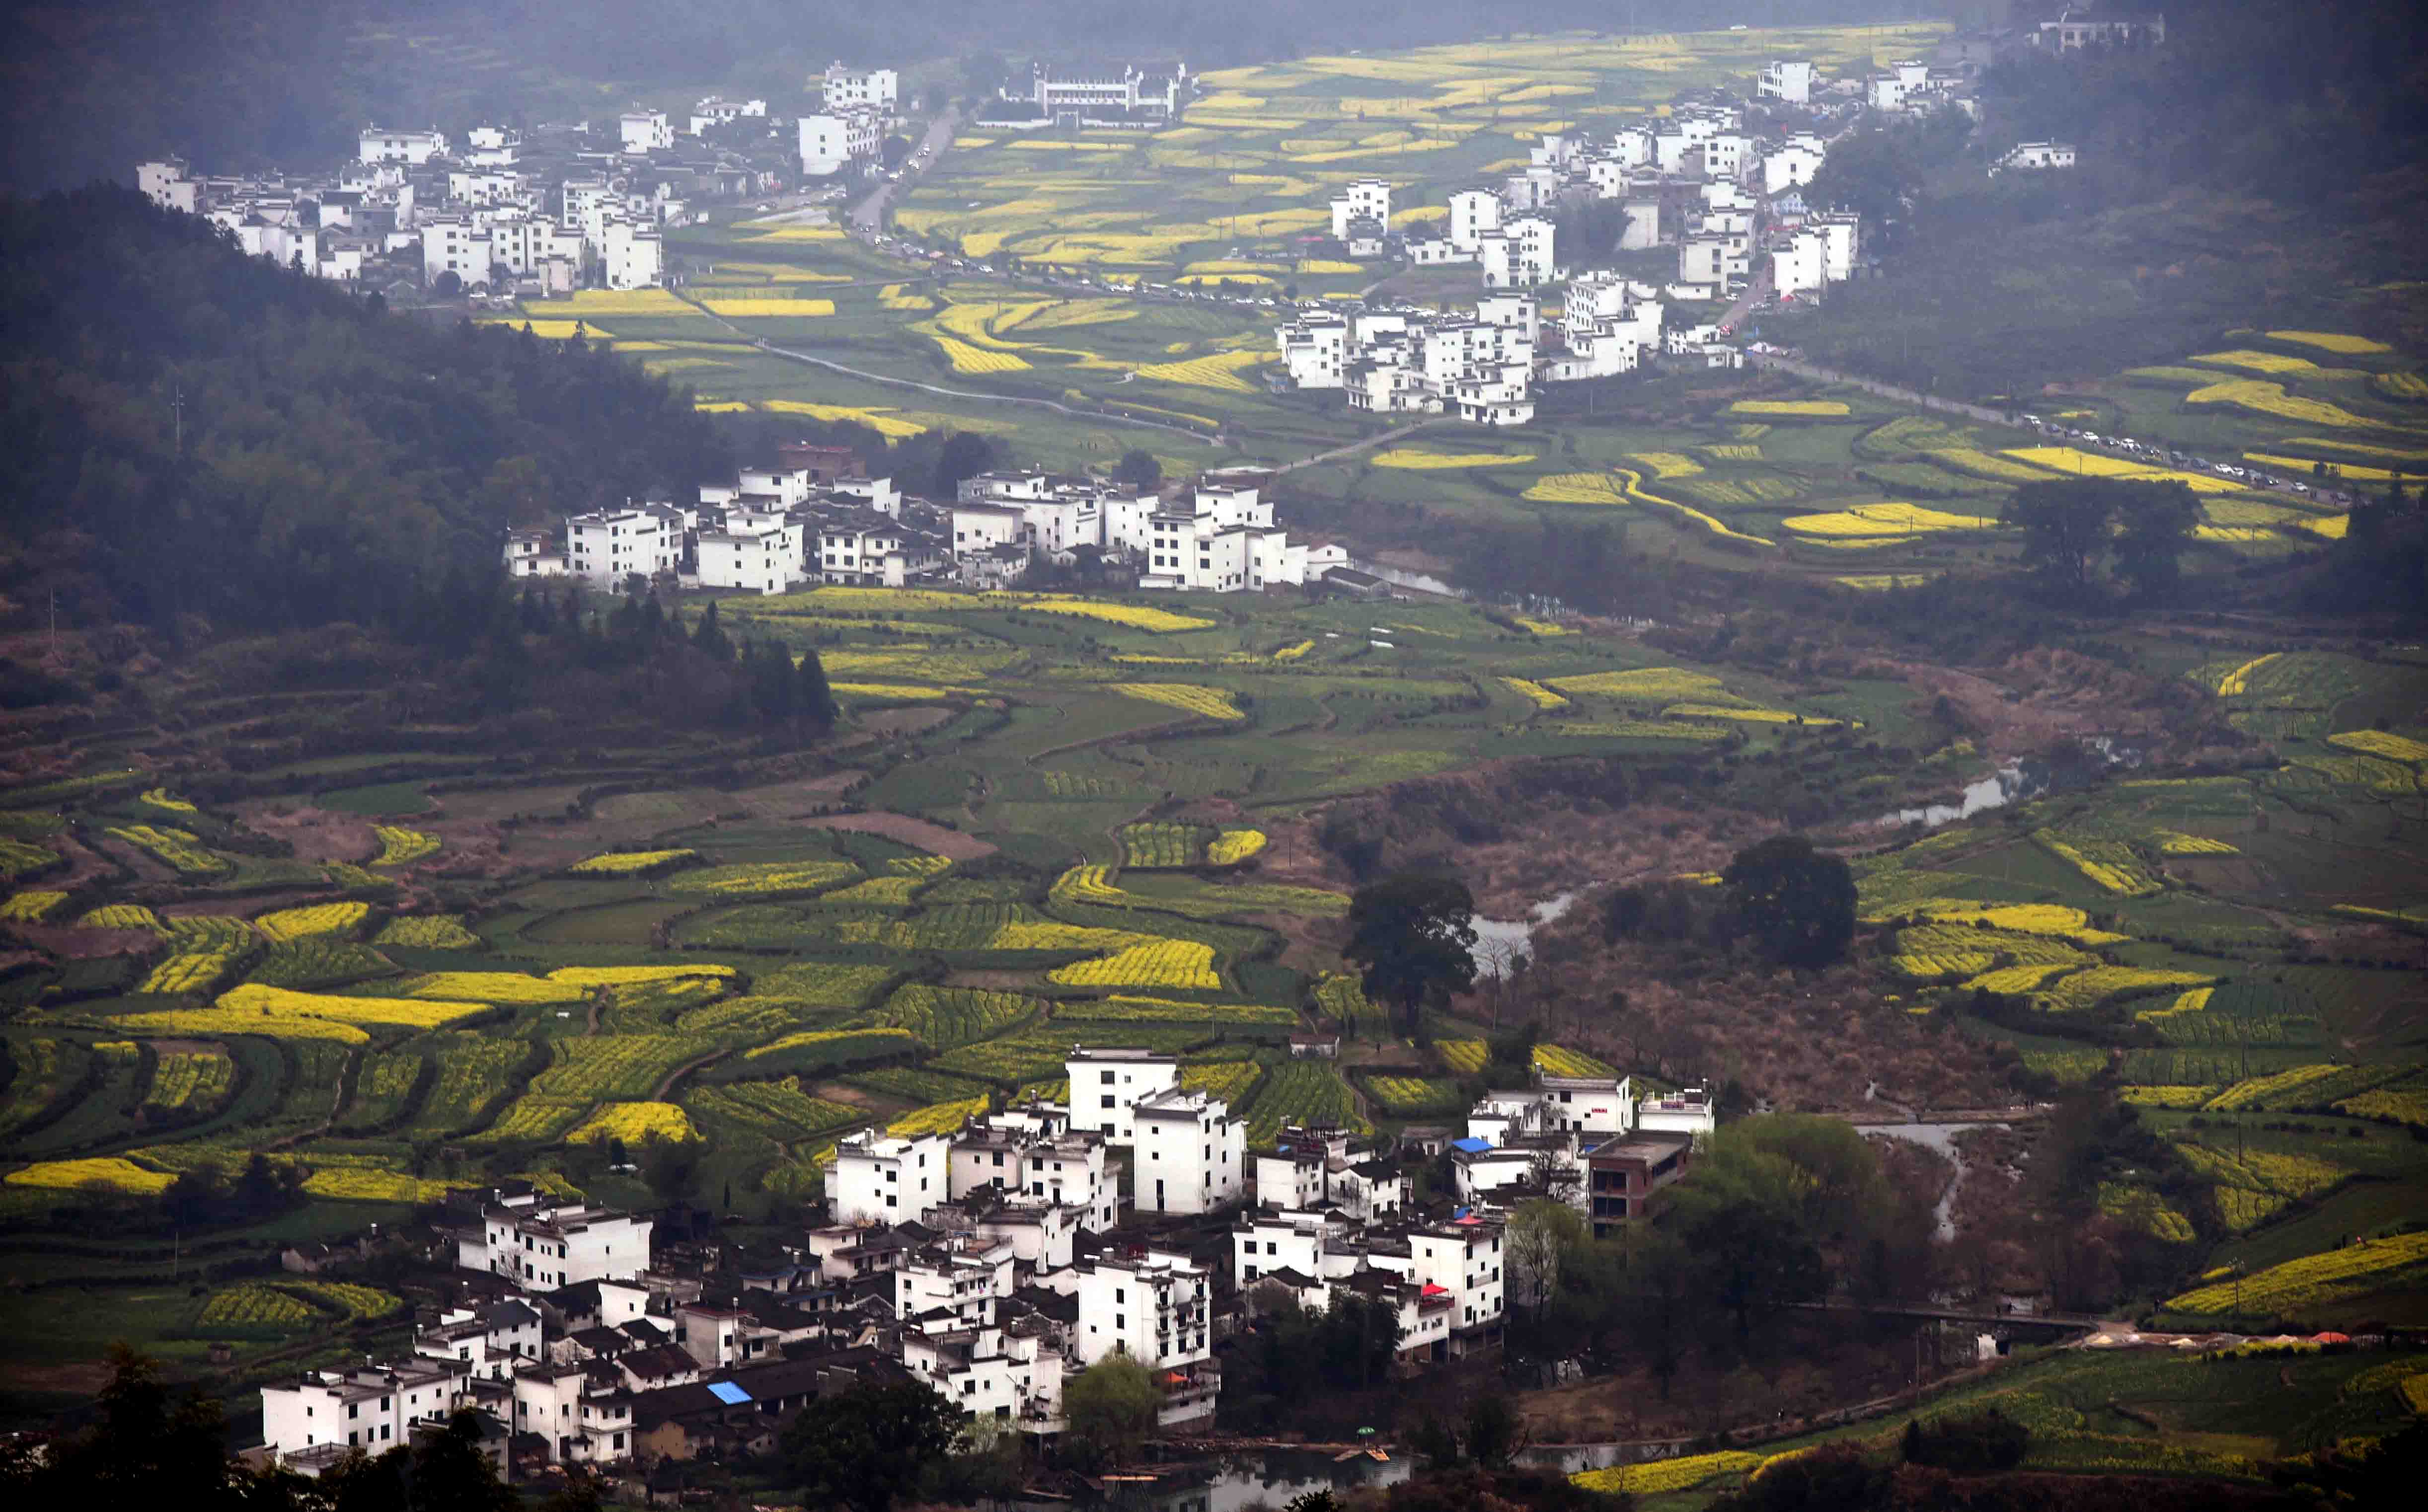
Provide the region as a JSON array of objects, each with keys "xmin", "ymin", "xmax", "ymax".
[
  {"xmin": 1547, "ymin": 667, "xmax": 1728, "ymax": 700},
  {"xmin": 1369, "ymin": 450, "xmax": 1535, "ymax": 469},
  {"xmin": 255, "ymin": 903, "xmax": 369, "ymax": 941},
  {"xmin": 1049, "ymin": 938, "xmax": 1221, "ymax": 989},
  {"xmin": 1207, "ymin": 830, "xmax": 1267, "ymax": 865},
  {"xmin": 567, "ymin": 1102, "xmax": 697, "ymax": 1144},
  {"xmin": 1729, "ymin": 399, "xmax": 1850, "ymax": 417},
  {"xmin": 986, "ymin": 595, "xmax": 1216, "ymax": 632},
  {"xmin": 1784, "ymin": 502, "xmax": 1998, "ymax": 537},
  {"xmin": 2328, "ymin": 729, "xmax": 2428, "ymax": 764},
  {"xmin": 4, "ymin": 1157, "xmax": 175, "ymax": 1194},
  {"xmin": 570, "ymin": 848, "xmax": 698, "ymax": 875},
  {"xmin": 2193, "ymin": 349, "xmax": 2323, "ymax": 376},
  {"xmin": 1501, "ymin": 678, "xmax": 1570, "ymax": 709},
  {"xmin": 1110, "ymin": 684, "xmax": 1246, "ymax": 721},
  {"xmin": 2265, "ymin": 331, "xmax": 2389, "ymax": 354},
  {"xmin": 0, "ymin": 891, "xmax": 67, "ymax": 922},
  {"xmin": 1133, "ymin": 350, "xmax": 1271, "ymax": 393},
  {"xmin": 700, "ymin": 297, "xmax": 835, "ymax": 317},
  {"xmin": 2186, "ymin": 379, "xmax": 2377, "ymax": 428},
  {"xmin": 2001, "ymin": 448, "xmax": 2243, "ymax": 493}
]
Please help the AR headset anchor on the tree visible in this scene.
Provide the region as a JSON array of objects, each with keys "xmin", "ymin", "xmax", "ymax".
[
  {"xmin": 782, "ymin": 1379, "xmax": 962, "ymax": 1512},
  {"xmin": 1506, "ymin": 1198, "xmax": 1587, "ymax": 1323},
  {"xmin": 2001, "ymin": 479, "xmax": 2114, "ymax": 602},
  {"xmin": 1662, "ymin": 1136, "xmax": 1828, "ymax": 1339},
  {"xmin": 2110, "ymin": 480, "xmax": 2202, "ymax": 603},
  {"xmin": 933, "ymin": 431, "xmax": 997, "ymax": 498},
  {"xmin": 1062, "ymin": 1355, "xmax": 1163, "ymax": 1467},
  {"xmin": 1463, "ymin": 1393, "xmax": 1523, "ymax": 1469},
  {"xmin": 1723, "ymin": 835, "xmax": 1855, "ymax": 969},
  {"xmin": 1113, "ymin": 448, "xmax": 1162, "ymax": 490},
  {"xmin": 691, "ymin": 599, "xmax": 733, "ymax": 662},
  {"xmin": 796, "ymin": 646, "xmax": 839, "ymax": 733},
  {"xmin": 1344, "ymin": 873, "xmax": 1478, "ymax": 1035}
]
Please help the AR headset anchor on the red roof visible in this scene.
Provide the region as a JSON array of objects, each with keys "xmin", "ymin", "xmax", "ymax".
[{"xmin": 1421, "ymin": 1284, "xmax": 1448, "ymax": 1296}]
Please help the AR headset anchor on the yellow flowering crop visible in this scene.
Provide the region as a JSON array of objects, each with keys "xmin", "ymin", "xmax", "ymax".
[
  {"xmin": 1665, "ymin": 703, "xmax": 1843, "ymax": 728},
  {"xmin": 2186, "ymin": 379, "xmax": 2376, "ymax": 428},
  {"xmin": 1729, "ymin": 400, "xmax": 1849, "ymax": 417},
  {"xmin": 1547, "ymin": 667, "xmax": 1727, "ymax": 700},
  {"xmin": 2166, "ymin": 1232, "xmax": 2428, "ymax": 1314},
  {"xmin": 255, "ymin": 902, "xmax": 369, "ymax": 941},
  {"xmin": 1501, "ymin": 679, "xmax": 1570, "ymax": 709},
  {"xmin": 1966, "ymin": 963, "xmax": 2075, "ymax": 995},
  {"xmin": 1573, "ymin": 1450, "xmax": 1763, "ymax": 1495},
  {"xmin": 4, "ymin": 1157, "xmax": 175, "ymax": 1194},
  {"xmin": 549, "ymin": 964, "xmax": 737, "ymax": 988},
  {"xmin": 1049, "ymin": 938, "xmax": 1220, "ymax": 989},
  {"xmin": 1274, "ymin": 640, "xmax": 1314, "ymax": 660},
  {"xmin": 761, "ymin": 399, "xmax": 928, "ymax": 439},
  {"xmin": 2033, "ymin": 966, "xmax": 2214, "ymax": 1013},
  {"xmin": 1208, "ymin": 829, "xmax": 1267, "ymax": 865},
  {"xmin": 669, "ymin": 861, "xmax": 858, "ymax": 898},
  {"xmin": 887, "ymin": 1095, "xmax": 988, "ymax": 1137},
  {"xmin": 1112, "ymin": 684, "xmax": 1246, "ymax": 721},
  {"xmin": 1628, "ymin": 451, "xmax": 1704, "ymax": 478},
  {"xmin": 1783, "ymin": 502, "xmax": 1998, "ymax": 537},
  {"xmin": 2034, "ymin": 832, "xmax": 2160, "ymax": 896},
  {"xmin": 2118, "ymin": 1085, "xmax": 2214, "ymax": 1108},
  {"xmin": 2192, "ymin": 349, "xmax": 2322, "ymax": 376},
  {"xmin": 142, "ymin": 950, "xmax": 240, "ymax": 995},
  {"xmin": 700, "ymin": 297, "xmax": 835, "ymax": 317},
  {"xmin": 2210, "ymin": 653, "xmax": 2281, "ymax": 697},
  {"xmin": 196, "ymin": 1285, "xmax": 315, "ymax": 1327},
  {"xmin": 2204, "ymin": 1063, "xmax": 2349, "ymax": 1111},
  {"xmin": 1369, "ymin": 450, "xmax": 1535, "ymax": 469},
  {"xmin": 404, "ymin": 971, "xmax": 582, "ymax": 1004},
  {"xmin": 2002, "ymin": 448, "xmax": 2243, "ymax": 493},
  {"xmin": 1134, "ymin": 350, "xmax": 1271, "ymax": 393},
  {"xmin": 567, "ymin": 1101, "xmax": 698, "ymax": 1144},
  {"xmin": 107, "ymin": 825, "xmax": 228, "ymax": 874},
  {"xmin": 930, "ymin": 335, "xmax": 1031, "ymax": 374},
  {"xmin": 371, "ymin": 827, "xmax": 439, "ymax": 866},
  {"xmin": 2266, "ymin": 330, "xmax": 2389, "ymax": 354},
  {"xmin": 986, "ymin": 595, "xmax": 1217, "ymax": 632},
  {"xmin": 140, "ymin": 787, "xmax": 198, "ymax": 813},
  {"xmin": 2338, "ymin": 1089, "xmax": 2428, "ymax": 1128},
  {"xmin": 146, "ymin": 1050, "xmax": 234, "ymax": 1110},
  {"xmin": 374, "ymin": 914, "xmax": 481, "ymax": 949},
  {"xmin": 2329, "ymin": 729, "xmax": 2428, "ymax": 764},
  {"xmin": 1, "ymin": 891, "xmax": 68, "ymax": 922},
  {"xmin": 2156, "ymin": 830, "xmax": 2239, "ymax": 855}
]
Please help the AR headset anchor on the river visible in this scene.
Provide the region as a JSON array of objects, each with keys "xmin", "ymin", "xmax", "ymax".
[
  {"xmin": 1062, "ymin": 1449, "xmax": 1413, "ymax": 1510},
  {"xmin": 1861, "ymin": 1120, "xmax": 2009, "ymax": 1240},
  {"xmin": 1471, "ymin": 889, "xmax": 1582, "ymax": 973}
]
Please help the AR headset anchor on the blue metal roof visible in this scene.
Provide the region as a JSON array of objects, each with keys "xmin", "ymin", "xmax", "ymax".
[
  {"xmin": 706, "ymin": 1381, "xmax": 751, "ymax": 1405},
  {"xmin": 1450, "ymin": 1138, "xmax": 1490, "ymax": 1154}
]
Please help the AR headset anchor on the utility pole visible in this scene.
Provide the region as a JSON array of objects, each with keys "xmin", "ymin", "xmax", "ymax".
[{"xmin": 171, "ymin": 383, "xmax": 184, "ymax": 454}]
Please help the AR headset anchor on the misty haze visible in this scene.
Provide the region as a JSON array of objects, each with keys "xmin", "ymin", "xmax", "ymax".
[{"xmin": 0, "ymin": 0, "xmax": 2424, "ymax": 1507}]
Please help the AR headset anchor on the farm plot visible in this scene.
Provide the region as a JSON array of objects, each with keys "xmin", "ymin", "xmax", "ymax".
[
  {"xmin": 1055, "ymin": 994, "xmax": 1299, "ymax": 1027},
  {"xmin": 373, "ymin": 914, "xmax": 482, "ymax": 950},
  {"xmin": 1365, "ymin": 1075, "xmax": 1465, "ymax": 1115},
  {"xmin": 878, "ymin": 985, "xmax": 1043, "ymax": 1050},
  {"xmin": 530, "ymin": 1036, "xmax": 717, "ymax": 1100},
  {"xmin": 143, "ymin": 1048, "xmax": 234, "ymax": 1112},
  {"xmin": 1242, "ymin": 1060, "xmax": 1368, "ymax": 1147},
  {"xmin": 706, "ymin": 1027, "xmax": 921, "ymax": 1081},
  {"xmin": 254, "ymin": 903, "xmax": 370, "ymax": 940},
  {"xmin": 2164, "ymin": 1232, "xmax": 2428, "ymax": 1316},
  {"xmin": 1048, "ymin": 938, "xmax": 1222, "ymax": 989},
  {"xmin": 407, "ymin": 1035, "xmax": 532, "ymax": 1133},
  {"xmin": 1119, "ymin": 823, "xmax": 1214, "ymax": 869},
  {"xmin": 686, "ymin": 1080, "xmax": 864, "ymax": 1141},
  {"xmin": 667, "ymin": 861, "xmax": 860, "ymax": 899},
  {"xmin": 106, "ymin": 983, "xmax": 494, "ymax": 1043},
  {"xmin": 246, "ymin": 940, "xmax": 395, "ymax": 990}
]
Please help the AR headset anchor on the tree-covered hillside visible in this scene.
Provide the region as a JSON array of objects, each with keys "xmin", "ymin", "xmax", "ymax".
[{"xmin": 0, "ymin": 188, "xmax": 726, "ymax": 637}]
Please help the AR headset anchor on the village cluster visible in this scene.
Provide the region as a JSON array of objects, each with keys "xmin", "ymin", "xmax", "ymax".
[
  {"xmin": 251, "ymin": 1047, "xmax": 1713, "ymax": 1479},
  {"xmin": 131, "ymin": 61, "xmax": 915, "ymax": 300},
  {"xmin": 504, "ymin": 445, "xmax": 1348, "ymax": 598},
  {"xmin": 1273, "ymin": 39, "xmax": 2084, "ymax": 422}
]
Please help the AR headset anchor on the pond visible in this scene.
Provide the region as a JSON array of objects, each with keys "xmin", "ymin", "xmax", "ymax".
[
  {"xmin": 1471, "ymin": 889, "xmax": 1583, "ymax": 974},
  {"xmin": 1062, "ymin": 1449, "xmax": 1414, "ymax": 1511}
]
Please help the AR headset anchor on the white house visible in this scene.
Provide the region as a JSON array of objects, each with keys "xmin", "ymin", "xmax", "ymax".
[
  {"xmin": 1396, "ymin": 1218, "xmax": 1506, "ymax": 1355},
  {"xmin": 601, "ymin": 218, "xmax": 663, "ymax": 289},
  {"xmin": 1278, "ymin": 314, "xmax": 1350, "ymax": 389},
  {"xmin": 695, "ymin": 515, "xmax": 804, "ymax": 595},
  {"xmin": 1992, "ymin": 141, "xmax": 2077, "ymax": 175},
  {"xmin": 1762, "ymin": 133, "xmax": 1828, "ymax": 195},
  {"xmin": 1758, "ymin": 60, "xmax": 1814, "ymax": 105},
  {"xmin": 454, "ymin": 1200, "xmax": 653, "ymax": 1291},
  {"xmin": 618, "ymin": 111, "xmax": 673, "ymax": 155},
  {"xmin": 949, "ymin": 503, "xmax": 1028, "ymax": 560},
  {"xmin": 1065, "ymin": 1047, "xmax": 1179, "ymax": 1143},
  {"xmin": 1637, "ymin": 1085, "xmax": 1719, "ymax": 1142},
  {"xmin": 261, "ymin": 1358, "xmax": 472, "ymax": 1470},
  {"xmin": 824, "ymin": 63, "xmax": 900, "ymax": 113},
  {"xmin": 799, "ymin": 109, "xmax": 885, "ymax": 175},
  {"xmin": 1328, "ymin": 177, "xmax": 1391, "ymax": 242},
  {"xmin": 564, "ymin": 505, "xmax": 681, "ymax": 591},
  {"xmin": 1070, "ymin": 1253, "xmax": 1218, "ymax": 1419},
  {"xmin": 1772, "ymin": 229, "xmax": 1826, "ymax": 298},
  {"xmin": 1447, "ymin": 188, "xmax": 1502, "ymax": 253},
  {"xmin": 1233, "ymin": 1208, "xmax": 1329, "ymax": 1285},
  {"xmin": 360, "ymin": 127, "xmax": 448, "ymax": 164},
  {"xmin": 1131, "ymin": 1087, "xmax": 1244, "ymax": 1216},
  {"xmin": 830, "ymin": 1129, "xmax": 952, "ymax": 1223}
]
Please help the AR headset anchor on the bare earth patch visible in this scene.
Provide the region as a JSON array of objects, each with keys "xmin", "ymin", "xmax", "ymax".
[{"xmin": 230, "ymin": 801, "xmax": 378, "ymax": 864}]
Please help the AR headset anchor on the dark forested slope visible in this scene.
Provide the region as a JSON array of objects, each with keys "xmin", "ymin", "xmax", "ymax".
[{"xmin": 0, "ymin": 187, "xmax": 726, "ymax": 637}]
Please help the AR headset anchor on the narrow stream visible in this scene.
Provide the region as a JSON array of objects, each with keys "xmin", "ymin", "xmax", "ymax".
[{"xmin": 1862, "ymin": 1121, "xmax": 2008, "ymax": 1240}]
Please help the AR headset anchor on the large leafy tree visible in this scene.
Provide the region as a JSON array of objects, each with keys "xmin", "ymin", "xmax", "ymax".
[
  {"xmin": 782, "ymin": 1380, "xmax": 962, "ymax": 1512},
  {"xmin": 1344, "ymin": 874, "xmax": 1478, "ymax": 1036},
  {"xmin": 1722, "ymin": 835, "xmax": 1855, "ymax": 969},
  {"xmin": 2001, "ymin": 477, "xmax": 2199, "ymax": 605},
  {"xmin": 1062, "ymin": 1355, "xmax": 1163, "ymax": 1468}
]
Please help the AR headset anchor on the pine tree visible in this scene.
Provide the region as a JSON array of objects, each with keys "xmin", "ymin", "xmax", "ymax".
[
  {"xmin": 693, "ymin": 598, "xmax": 734, "ymax": 661},
  {"xmin": 797, "ymin": 646, "xmax": 840, "ymax": 734}
]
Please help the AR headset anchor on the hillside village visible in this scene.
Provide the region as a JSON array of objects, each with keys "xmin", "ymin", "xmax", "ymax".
[
  {"xmin": 1270, "ymin": 37, "xmax": 2047, "ymax": 423},
  {"xmin": 250, "ymin": 1046, "xmax": 1712, "ymax": 1479}
]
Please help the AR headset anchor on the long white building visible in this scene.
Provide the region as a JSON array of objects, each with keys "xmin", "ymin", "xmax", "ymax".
[{"xmin": 454, "ymin": 1197, "xmax": 653, "ymax": 1291}]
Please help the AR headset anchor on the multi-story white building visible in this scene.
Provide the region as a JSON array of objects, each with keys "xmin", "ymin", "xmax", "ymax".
[
  {"xmin": 1637, "ymin": 1084, "xmax": 1719, "ymax": 1141},
  {"xmin": 695, "ymin": 513, "xmax": 804, "ymax": 595},
  {"xmin": 1772, "ymin": 228, "xmax": 1826, "ymax": 298},
  {"xmin": 824, "ymin": 63, "xmax": 900, "ymax": 113},
  {"xmin": 829, "ymin": 1129, "xmax": 952, "ymax": 1223},
  {"xmin": 1232, "ymin": 1208, "xmax": 1329, "ymax": 1284},
  {"xmin": 1065, "ymin": 1047, "xmax": 1179, "ymax": 1143},
  {"xmin": 1328, "ymin": 177, "xmax": 1391, "ymax": 242},
  {"xmin": 818, "ymin": 516, "xmax": 910, "ymax": 584},
  {"xmin": 896, "ymin": 1235, "xmax": 1018, "ymax": 1329},
  {"xmin": 799, "ymin": 108, "xmax": 885, "ymax": 175},
  {"xmin": 1758, "ymin": 59, "xmax": 1814, "ymax": 104},
  {"xmin": 261, "ymin": 1359, "xmax": 471, "ymax": 1469},
  {"xmin": 1072, "ymin": 1251, "xmax": 1214, "ymax": 1374},
  {"xmin": 563, "ymin": 505, "xmax": 682, "ymax": 591},
  {"xmin": 359, "ymin": 127, "xmax": 448, "ymax": 164},
  {"xmin": 949, "ymin": 503, "xmax": 1028, "ymax": 560},
  {"xmin": 455, "ymin": 1199, "xmax": 654, "ymax": 1290},
  {"xmin": 1762, "ymin": 133, "xmax": 1828, "ymax": 195},
  {"xmin": 601, "ymin": 218, "xmax": 663, "ymax": 290},
  {"xmin": 1132, "ymin": 1087, "xmax": 1244, "ymax": 1215},
  {"xmin": 1278, "ymin": 315, "xmax": 1349, "ymax": 389},
  {"xmin": 1479, "ymin": 214, "xmax": 1555, "ymax": 288},
  {"xmin": 949, "ymin": 1107, "xmax": 1120, "ymax": 1231},
  {"xmin": 618, "ymin": 111, "xmax": 673, "ymax": 155},
  {"xmin": 1447, "ymin": 187, "xmax": 1502, "ymax": 253},
  {"xmin": 1135, "ymin": 483, "xmax": 1310, "ymax": 593},
  {"xmin": 689, "ymin": 96, "xmax": 767, "ymax": 134}
]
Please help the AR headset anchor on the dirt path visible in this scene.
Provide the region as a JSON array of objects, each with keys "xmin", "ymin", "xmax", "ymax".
[
  {"xmin": 653, "ymin": 1049, "xmax": 727, "ymax": 1100},
  {"xmin": 792, "ymin": 811, "xmax": 997, "ymax": 862},
  {"xmin": 1272, "ymin": 419, "xmax": 1441, "ymax": 474}
]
